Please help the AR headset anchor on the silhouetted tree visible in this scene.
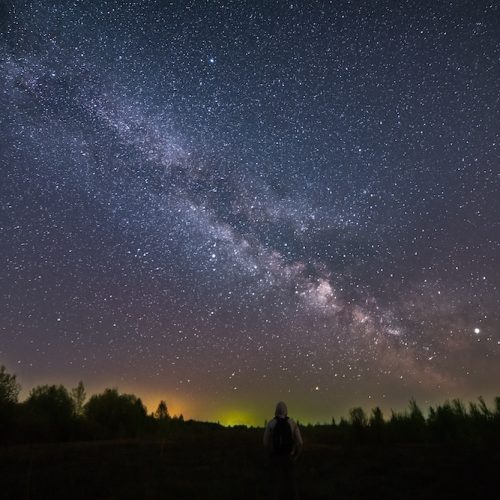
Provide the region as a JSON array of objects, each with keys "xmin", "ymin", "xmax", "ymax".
[
  {"xmin": 349, "ymin": 407, "xmax": 367, "ymax": 442},
  {"xmin": 349, "ymin": 407, "xmax": 367, "ymax": 427},
  {"xmin": 369, "ymin": 406, "xmax": 386, "ymax": 443},
  {"xmin": 0, "ymin": 366, "xmax": 21, "ymax": 443},
  {"xmin": 407, "ymin": 399, "xmax": 426, "ymax": 441},
  {"xmin": 154, "ymin": 400, "xmax": 171, "ymax": 453},
  {"xmin": 25, "ymin": 384, "xmax": 75, "ymax": 441},
  {"xmin": 388, "ymin": 410, "xmax": 408, "ymax": 442},
  {"xmin": 427, "ymin": 399, "xmax": 470, "ymax": 442},
  {"xmin": 409, "ymin": 398, "xmax": 425, "ymax": 423},
  {"xmin": 369, "ymin": 406, "xmax": 384, "ymax": 427},
  {"xmin": 469, "ymin": 401, "xmax": 481, "ymax": 421},
  {"xmin": 494, "ymin": 397, "xmax": 500, "ymax": 415},
  {"xmin": 154, "ymin": 400, "xmax": 170, "ymax": 420},
  {"xmin": 85, "ymin": 388, "xmax": 147, "ymax": 438},
  {"xmin": 0, "ymin": 365, "xmax": 20, "ymax": 405},
  {"xmin": 451, "ymin": 398, "xmax": 467, "ymax": 418},
  {"xmin": 494, "ymin": 397, "xmax": 500, "ymax": 439},
  {"xmin": 469, "ymin": 397, "xmax": 494, "ymax": 443},
  {"xmin": 71, "ymin": 381, "xmax": 86, "ymax": 416},
  {"xmin": 477, "ymin": 396, "xmax": 492, "ymax": 418}
]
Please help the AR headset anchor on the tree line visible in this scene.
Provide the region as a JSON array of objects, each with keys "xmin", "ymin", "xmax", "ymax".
[
  {"xmin": 1, "ymin": 365, "xmax": 500, "ymax": 445},
  {"xmin": 0, "ymin": 365, "xmax": 189, "ymax": 443},
  {"xmin": 300, "ymin": 396, "xmax": 500, "ymax": 446}
]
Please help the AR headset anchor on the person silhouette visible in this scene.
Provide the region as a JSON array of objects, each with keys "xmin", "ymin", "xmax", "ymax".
[{"xmin": 263, "ymin": 401, "xmax": 302, "ymax": 499}]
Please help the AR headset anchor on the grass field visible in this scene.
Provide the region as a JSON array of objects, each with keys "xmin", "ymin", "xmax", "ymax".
[{"xmin": 2, "ymin": 428, "xmax": 500, "ymax": 499}]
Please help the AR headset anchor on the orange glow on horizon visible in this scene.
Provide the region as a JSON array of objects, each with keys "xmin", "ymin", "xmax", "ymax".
[{"xmin": 140, "ymin": 391, "xmax": 193, "ymax": 419}]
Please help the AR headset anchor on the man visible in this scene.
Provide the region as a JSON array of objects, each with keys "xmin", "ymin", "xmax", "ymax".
[{"xmin": 263, "ymin": 401, "xmax": 303, "ymax": 499}]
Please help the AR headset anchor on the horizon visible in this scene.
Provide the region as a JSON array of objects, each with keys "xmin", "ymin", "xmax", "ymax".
[
  {"xmin": 10, "ymin": 371, "xmax": 500, "ymax": 428},
  {"xmin": 1, "ymin": 1, "xmax": 499, "ymax": 426}
]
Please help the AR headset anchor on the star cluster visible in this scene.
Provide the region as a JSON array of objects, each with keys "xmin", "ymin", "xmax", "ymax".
[{"xmin": 1, "ymin": 1, "xmax": 499, "ymax": 424}]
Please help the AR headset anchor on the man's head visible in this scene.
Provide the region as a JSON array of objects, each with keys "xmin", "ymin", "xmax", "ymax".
[{"xmin": 275, "ymin": 401, "xmax": 288, "ymax": 418}]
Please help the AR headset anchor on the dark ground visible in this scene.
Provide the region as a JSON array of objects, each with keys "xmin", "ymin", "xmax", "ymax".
[{"xmin": 2, "ymin": 428, "xmax": 499, "ymax": 499}]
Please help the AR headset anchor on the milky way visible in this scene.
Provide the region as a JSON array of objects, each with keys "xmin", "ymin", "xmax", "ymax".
[{"xmin": 1, "ymin": 1, "xmax": 499, "ymax": 424}]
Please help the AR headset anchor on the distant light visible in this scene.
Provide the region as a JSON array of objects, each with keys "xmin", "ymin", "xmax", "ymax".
[
  {"xmin": 315, "ymin": 386, "xmax": 319, "ymax": 391},
  {"xmin": 474, "ymin": 327, "xmax": 480, "ymax": 334}
]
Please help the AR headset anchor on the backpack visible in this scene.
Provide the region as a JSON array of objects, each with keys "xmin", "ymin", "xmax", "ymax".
[{"xmin": 272, "ymin": 416, "xmax": 293, "ymax": 456}]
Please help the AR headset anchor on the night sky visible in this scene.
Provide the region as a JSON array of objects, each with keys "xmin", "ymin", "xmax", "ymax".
[{"xmin": 1, "ymin": 0, "xmax": 499, "ymax": 425}]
